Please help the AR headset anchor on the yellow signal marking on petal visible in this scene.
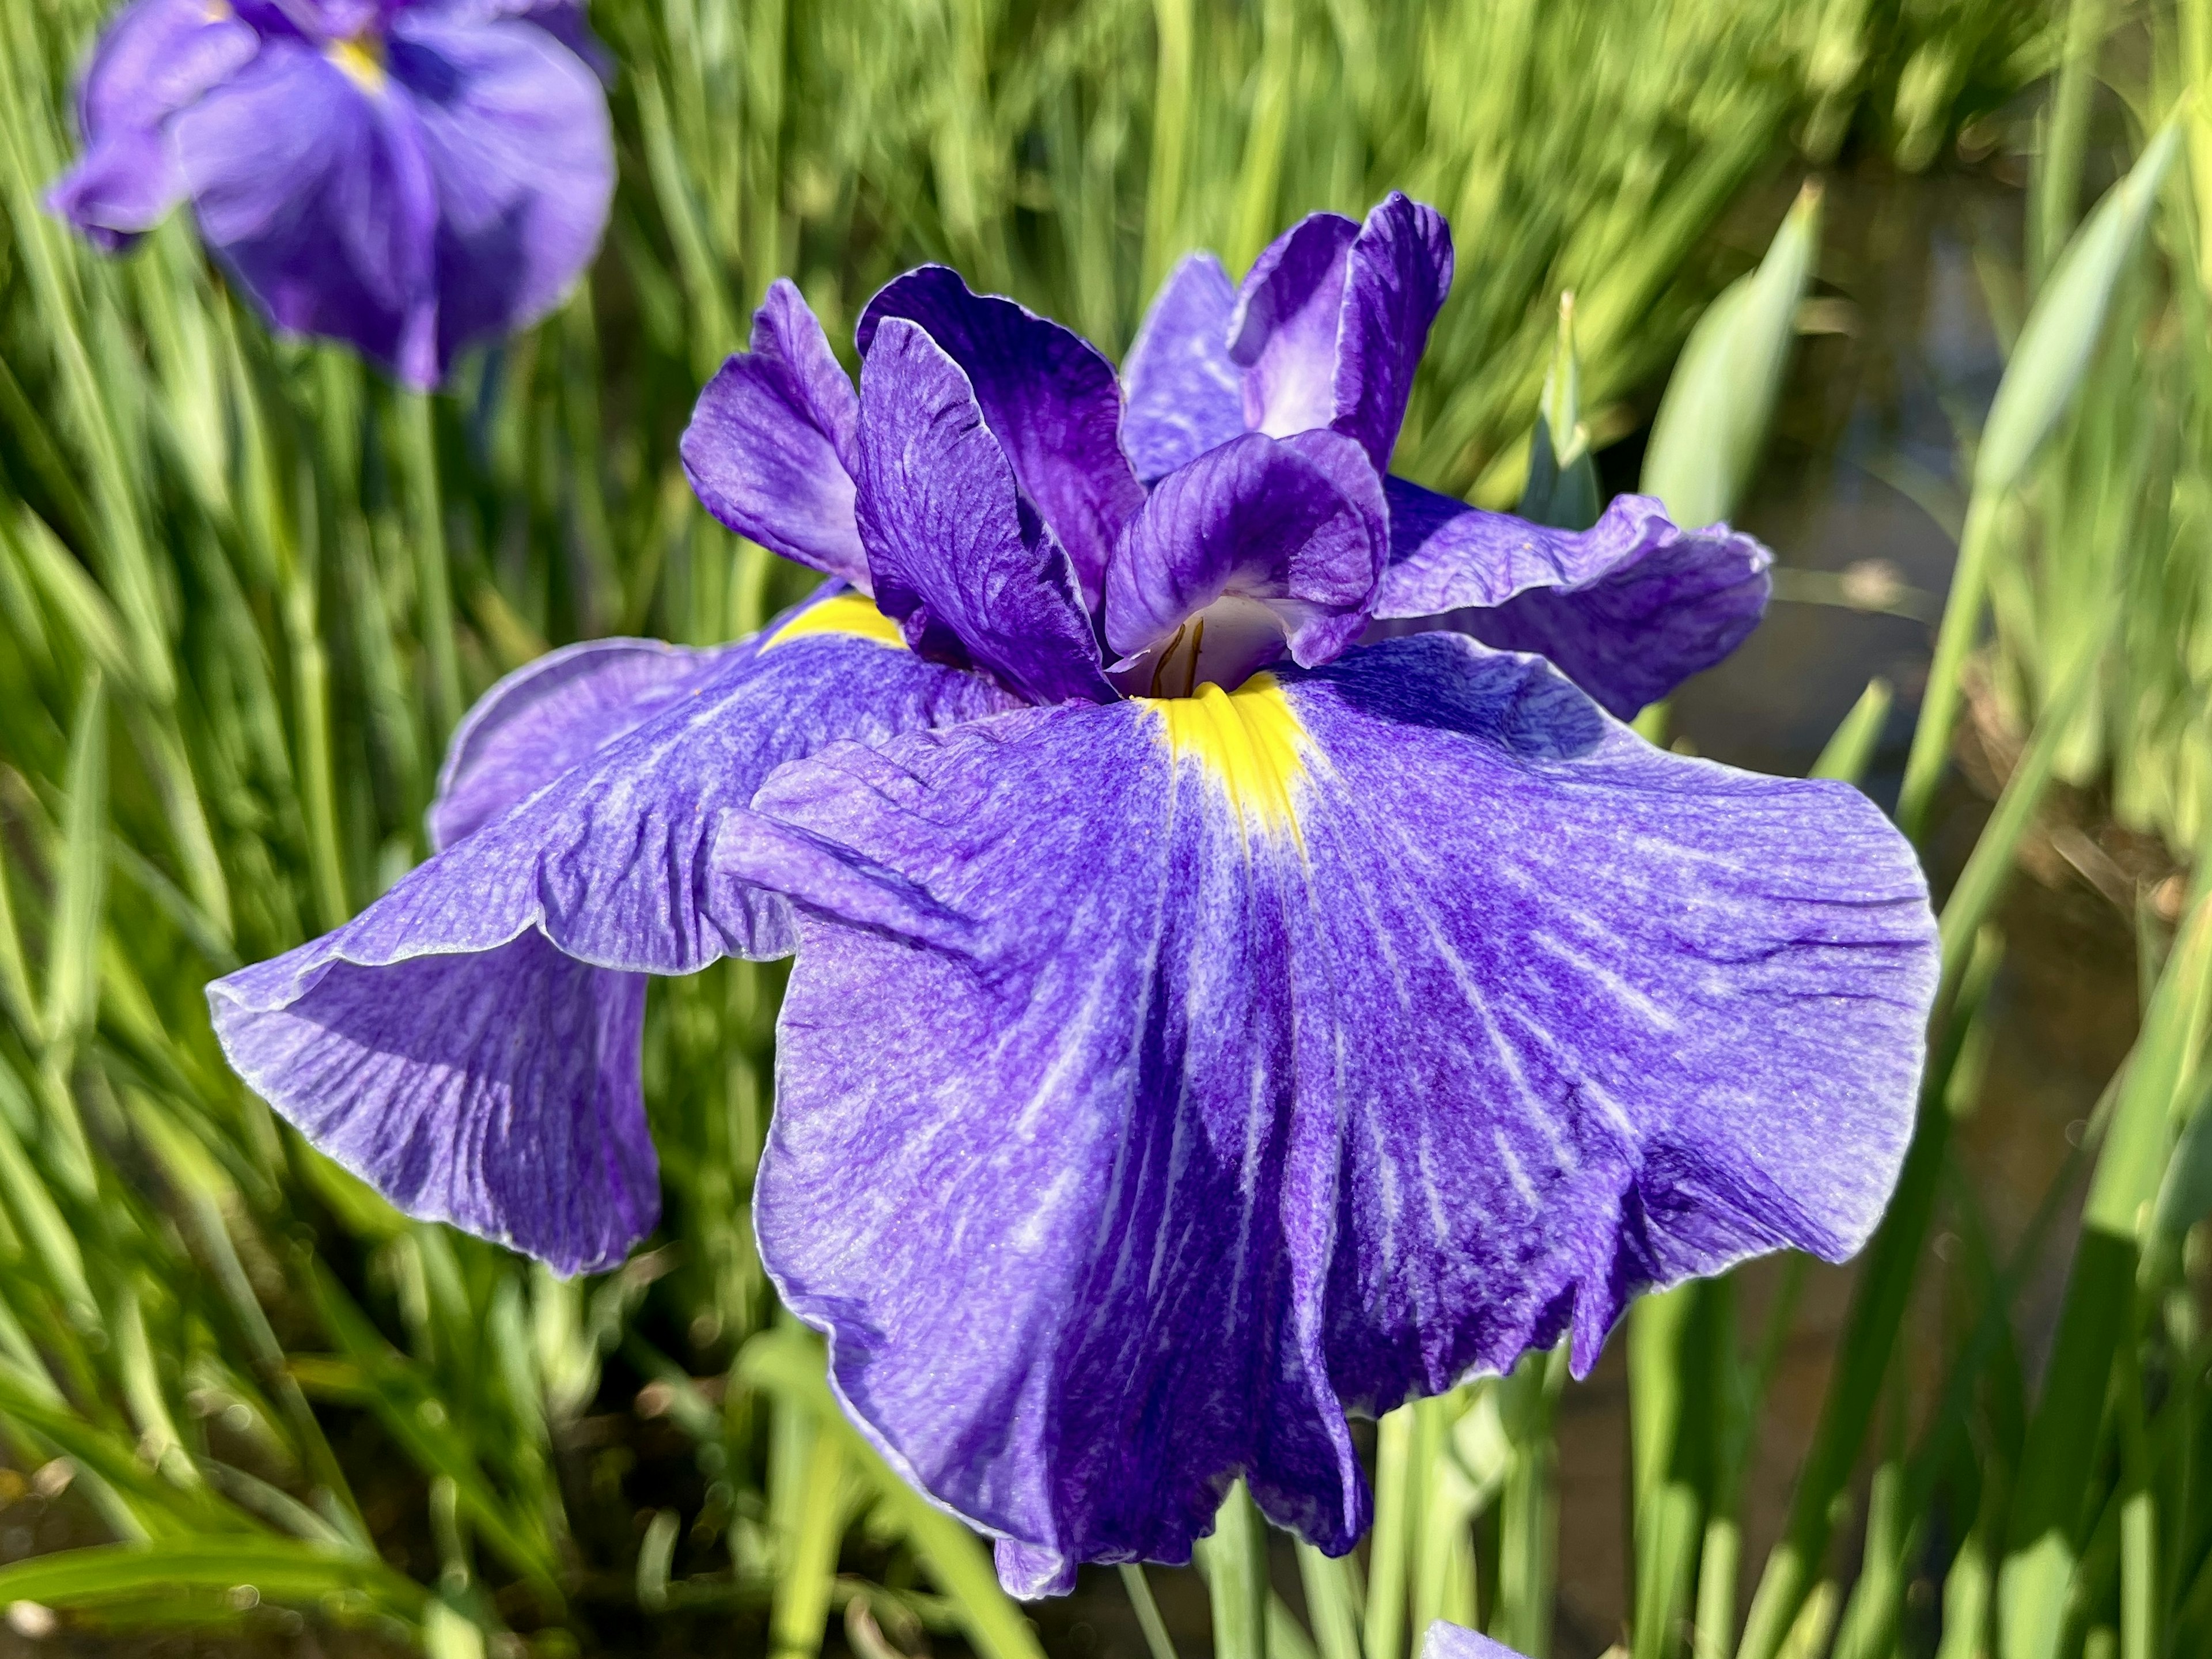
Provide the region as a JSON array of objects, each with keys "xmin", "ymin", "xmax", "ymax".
[
  {"xmin": 202, "ymin": 0, "xmax": 232, "ymax": 20},
  {"xmin": 1146, "ymin": 672, "xmax": 1309, "ymax": 844},
  {"xmin": 761, "ymin": 592, "xmax": 908, "ymax": 653},
  {"xmin": 327, "ymin": 37, "xmax": 386, "ymax": 93}
]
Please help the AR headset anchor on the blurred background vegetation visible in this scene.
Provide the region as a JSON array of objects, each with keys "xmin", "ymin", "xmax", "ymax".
[{"xmin": 4, "ymin": 0, "xmax": 2212, "ymax": 1656}]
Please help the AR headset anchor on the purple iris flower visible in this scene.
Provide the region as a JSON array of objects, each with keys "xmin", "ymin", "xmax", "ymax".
[
  {"xmin": 1122, "ymin": 195, "xmax": 1775, "ymax": 718},
  {"xmin": 48, "ymin": 0, "xmax": 613, "ymax": 389},
  {"xmin": 208, "ymin": 198, "xmax": 1940, "ymax": 1596}
]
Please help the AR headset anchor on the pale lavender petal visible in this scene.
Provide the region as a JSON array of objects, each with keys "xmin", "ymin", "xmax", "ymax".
[
  {"xmin": 1331, "ymin": 194, "xmax": 1453, "ymax": 472},
  {"xmin": 1104, "ymin": 432, "xmax": 1380, "ymax": 684},
  {"xmin": 726, "ymin": 633, "xmax": 1937, "ymax": 1589},
  {"xmin": 391, "ymin": 16, "xmax": 613, "ymax": 381},
  {"xmin": 430, "ymin": 637, "xmax": 726, "ymax": 849},
  {"xmin": 856, "ymin": 319, "xmax": 1115, "ymax": 706},
  {"xmin": 1422, "ymin": 1621, "xmax": 1528, "ymax": 1659},
  {"xmin": 681, "ymin": 279, "xmax": 869, "ymax": 586},
  {"xmin": 859, "ymin": 266, "xmax": 1143, "ymax": 609},
  {"xmin": 1120, "ymin": 252, "xmax": 1244, "ymax": 484},
  {"xmin": 173, "ymin": 42, "xmax": 443, "ymax": 387},
  {"xmin": 46, "ymin": 0, "xmax": 260, "ymax": 249},
  {"xmin": 210, "ymin": 603, "xmax": 1014, "ymax": 1269},
  {"xmin": 1373, "ymin": 480, "xmax": 1773, "ymax": 718},
  {"xmin": 1228, "ymin": 212, "xmax": 1358, "ymax": 439}
]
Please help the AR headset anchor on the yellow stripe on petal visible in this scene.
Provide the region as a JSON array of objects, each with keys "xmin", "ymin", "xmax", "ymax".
[
  {"xmin": 762, "ymin": 592, "xmax": 908, "ymax": 653},
  {"xmin": 327, "ymin": 37, "xmax": 386, "ymax": 93},
  {"xmin": 1147, "ymin": 673, "xmax": 1309, "ymax": 844}
]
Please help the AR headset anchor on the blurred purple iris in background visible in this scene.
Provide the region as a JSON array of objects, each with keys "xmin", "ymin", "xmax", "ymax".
[
  {"xmin": 48, "ymin": 0, "xmax": 613, "ymax": 388},
  {"xmin": 208, "ymin": 196, "xmax": 1940, "ymax": 1596}
]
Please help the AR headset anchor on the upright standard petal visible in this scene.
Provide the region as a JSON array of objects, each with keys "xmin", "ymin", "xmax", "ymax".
[
  {"xmin": 1330, "ymin": 195, "xmax": 1453, "ymax": 473},
  {"xmin": 683, "ymin": 279, "xmax": 869, "ymax": 586},
  {"xmin": 855, "ymin": 319, "xmax": 1115, "ymax": 706},
  {"xmin": 210, "ymin": 598, "xmax": 1016, "ymax": 1271},
  {"xmin": 1105, "ymin": 432, "xmax": 1381, "ymax": 687},
  {"xmin": 859, "ymin": 267, "xmax": 1143, "ymax": 608},
  {"xmin": 1120, "ymin": 252, "xmax": 1244, "ymax": 484},
  {"xmin": 1228, "ymin": 212, "xmax": 1358, "ymax": 440},
  {"xmin": 172, "ymin": 40, "xmax": 443, "ymax": 386},
  {"xmin": 47, "ymin": 0, "xmax": 260, "ymax": 249},
  {"xmin": 390, "ymin": 14, "xmax": 614, "ymax": 379},
  {"xmin": 1373, "ymin": 480, "xmax": 1772, "ymax": 718},
  {"xmin": 726, "ymin": 634, "xmax": 1937, "ymax": 1591}
]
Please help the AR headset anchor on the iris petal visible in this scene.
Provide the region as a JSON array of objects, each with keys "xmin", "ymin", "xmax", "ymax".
[
  {"xmin": 209, "ymin": 604, "xmax": 1016, "ymax": 1270},
  {"xmin": 1229, "ymin": 211, "xmax": 1359, "ymax": 438},
  {"xmin": 856, "ymin": 319, "xmax": 1116, "ymax": 706},
  {"xmin": 683, "ymin": 279, "xmax": 869, "ymax": 587},
  {"xmin": 1331, "ymin": 194, "xmax": 1453, "ymax": 473},
  {"xmin": 725, "ymin": 634, "xmax": 1937, "ymax": 1591},
  {"xmin": 1104, "ymin": 432, "xmax": 1380, "ymax": 681},
  {"xmin": 859, "ymin": 266, "xmax": 1144, "ymax": 608},
  {"xmin": 169, "ymin": 16, "xmax": 609, "ymax": 389},
  {"xmin": 392, "ymin": 14, "xmax": 613, "ymax": 381},
  {"xmin": 1423, "ymin": 1621, "xmax": 1529, "ymax": 1659},
  {"xmin": 46, "ymin": 0, "xmax": 259, "ymax": 249},
  {"xmin": 217, "ymin": 932, "xmax": 651, "ymax": 1275},
  {"xmin": 1120, "ymin": 252, "xmax": 1244, "ymax": 484},
  {"xmin": 430, "ymin": 636, "xmax": 727, "ymax": 849},
  {"xmin": 173, "ymin": 41, "xmax": 443, "ymax": 385},
  {"xmin": 1373, "ymin": 479, "xmax": 1772, "ymax": 718}
]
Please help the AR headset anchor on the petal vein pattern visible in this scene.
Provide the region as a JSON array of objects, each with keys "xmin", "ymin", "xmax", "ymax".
[
  {"xmin": 209, "ymin": 608, "xmax": 1014, "ymax": 1272},
  {"xmin": 729, "ymin": 634, "xmax": 1938, "ymax": 1594}
]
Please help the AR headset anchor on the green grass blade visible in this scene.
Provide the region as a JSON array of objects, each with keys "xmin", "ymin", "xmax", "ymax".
[{"xmin": 1811, "ymin": 679, "xmax": 1894, "ymax": 784}]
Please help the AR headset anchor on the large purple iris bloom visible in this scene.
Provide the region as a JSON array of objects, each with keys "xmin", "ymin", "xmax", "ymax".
[
  {"xmin": 48, "ymin": 0, "xmax": 613, "ymax": 389},
  {"xmin": 209, "ymin": 198, "xmax": 1940, "ymax": 1596}
]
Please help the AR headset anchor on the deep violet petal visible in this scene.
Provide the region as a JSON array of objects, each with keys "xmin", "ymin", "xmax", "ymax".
[
  {"xmin": 859, "ymin": 266, "xmax": 1143, "ymax": 609},
  {"xmin": 724, "ymin": 632, "xmax": 1938, "ymax": 1592},
  {"xmin": 1104, "ymin": 431, "xmax": 1381, "ymax": 678},
  {"xmin": 1373, "ymin": 479, "xmax": 1773, "ymax": 718},
  {"xmin": 1330, "ymin": 194, "xmax": 1453, "ymax": 473},
  {"xmin": 855, "ymin": 319, "xmax": 1115, "ymax": 706},
  {"xmin": 209, "ymin": 598, "xmax": 1015, "ymax": 1271},
  {"xmin": 683, "ymin": 279, "xmax": 869, "ymax": 586}
]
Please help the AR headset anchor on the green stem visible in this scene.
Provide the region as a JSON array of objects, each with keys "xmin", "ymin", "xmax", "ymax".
[
  {"xmin": 1120, "ymin": 1564, "xmax": 1180, "ymax": 1659},
  {"xmin": 1366, "ymin": 1407, "xmax": 1415, "ymax": 1659},
  {"xmin": 396, "ymin": 390, "xmax": 462, "ymax": 744},
  {"xmin": 1295, "ymin": 1542, "xmax": 1363, "ymax": 1659},
  {"xmin": 1202, "ymin": 1480, "xmax": 1271, "ymax": 1659}
]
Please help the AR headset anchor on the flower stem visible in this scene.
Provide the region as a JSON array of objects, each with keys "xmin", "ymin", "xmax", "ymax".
[
  {"xmin": 1202, "ymin": 1480, "xmax": 1271, "ymax": 1659},
  {"xmin": 1120, "ymin": 1563, "xmax": 1180, "ymax": 1659}
]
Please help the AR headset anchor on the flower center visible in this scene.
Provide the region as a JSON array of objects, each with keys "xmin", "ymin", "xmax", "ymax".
[
  {"xmin": 1145, "ymin": 672, "xmax": 1308, "ymax": 844},
  {"xmin": 327, "ymin": 35, "xmax": 386, "ymax": 93},
  {"xmin": 1120, "ymin": 593, "xmax": 1290, "ymax": 699}
]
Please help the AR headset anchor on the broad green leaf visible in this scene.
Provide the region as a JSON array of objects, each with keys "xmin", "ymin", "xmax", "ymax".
[{"xmin": 1641, "ymin": 180, "xmax": 1823, "ymax": 528}]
